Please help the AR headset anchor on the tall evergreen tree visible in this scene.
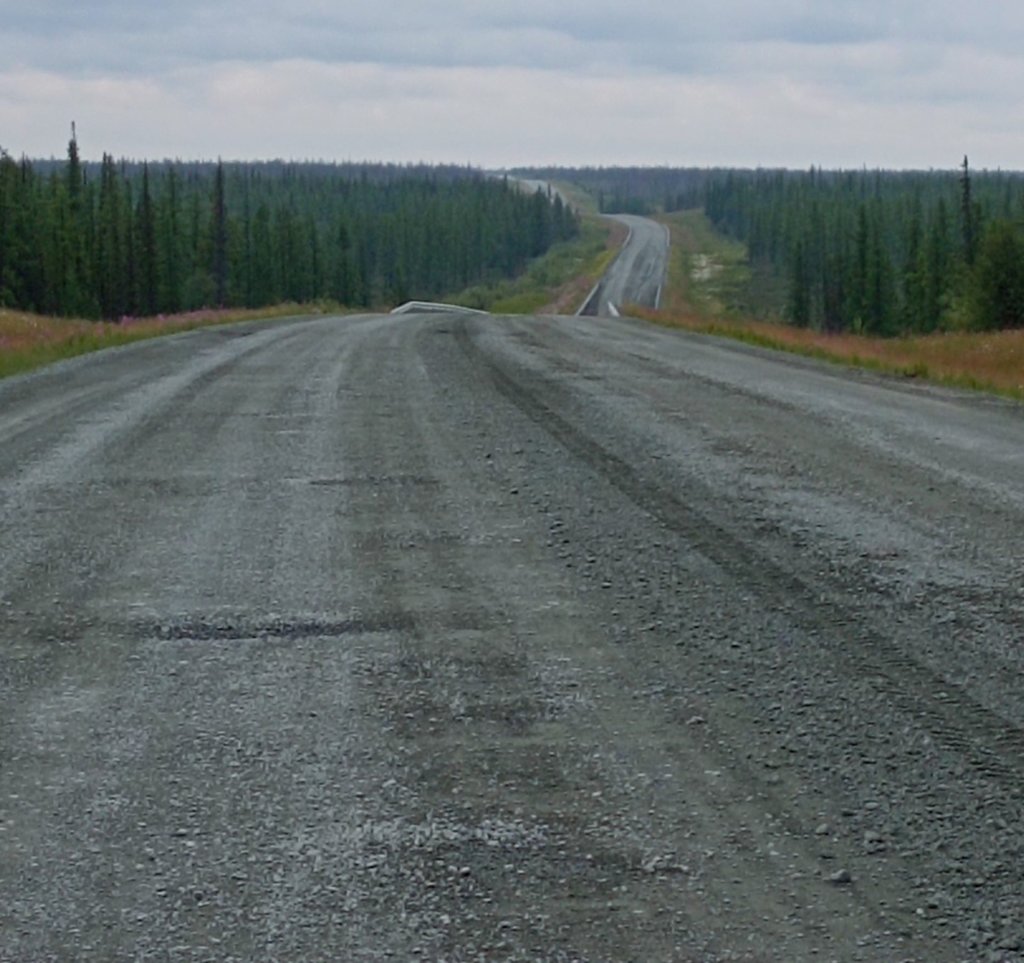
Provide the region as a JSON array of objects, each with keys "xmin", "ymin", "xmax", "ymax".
[
  {"xmin": 788, "ymin": 238, "xmax": 811, "ymax": 327},
  {"xmin": 960, "ymin": 155, "xmax": 978, "ymax": 267},
  {"xmin": 211, "ymin": 160, "xmax": 228, "ymax": 306},
  {"xmin": 970, "ymin": 220, "xmax": 1024, "ymax": 329},
  {"xmin": 63, "ymin": 124, "xmax": 93, "ymax": 316},
  {"xmin": 136, "ymin": 163, "xmax": 158, "ymax": 315},
  {"xmin": 158, "ymin": 167, "xmax": 183, "ymax": 313},
  {"xmin": 0, "ymin": 141, "xmax": 579, "ymax": 319}
]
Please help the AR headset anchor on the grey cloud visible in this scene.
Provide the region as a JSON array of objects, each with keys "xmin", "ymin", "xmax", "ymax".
[
  {"xmin": 8, "ymin": 0, "xmax": 1018, "ymax": 77},
  {"xmin": 5, "ymin": 0, "xmax": 1024, "ymax": 170}
]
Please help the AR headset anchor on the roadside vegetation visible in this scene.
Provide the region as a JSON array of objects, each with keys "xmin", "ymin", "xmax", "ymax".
[
  {"xmin": 0, "ymin": 304, "xmax": 335, "ymax": 380},
  {"xmin": 7, "ymin": 145, "xmax": 1024, "ymax": 400},
  {"xmin": 632, "ymin": 305, "xmax": 1024, "ymax": 400},
  {"xmin": 0, "ymin": 137, "xmax": 581, "ymax": 378},
  {"xmin": 632, "ymin": 209, "xmax": 1024, "ymax": 399},
  {"xmin": 700, "ymin": 160, "xmax": 1024, "ymax": 336},
  {"xmin": 654, "ymin": 210, "xmax": 757, "ymax": 318},
  {"xmin": 510, "ymin": 164, "xmax": 1024, "ymax": 400},
  {"xmin": 0, "ymin": 134, "xmax": 578, "ymax": 323},
  {"xmin": 448, "ymin": 212, "xmax": 626, "ymax": 315},
  {"xmin": 521, "ymin": 161, "xmax": 1024, "ymax": 335}
]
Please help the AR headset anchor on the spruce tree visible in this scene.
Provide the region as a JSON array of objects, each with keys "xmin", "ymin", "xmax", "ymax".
[
  {"xmin": 136, "ymin": 163, "xmax": 158, "ymax": 316},
  {"xmin": 211, "ymin": 160, "xmax": 228, "ymax": 306},
  {"xmin": 960, "ymin": 156, "xmax": 978, "ymax": 267},
  {"xmin": 970, "ymin": 220, "xmax": 1024, "ymax": 329}
]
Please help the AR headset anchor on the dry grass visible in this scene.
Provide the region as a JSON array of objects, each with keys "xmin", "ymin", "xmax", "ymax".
[
  {"xmin": 630, "ymin": 308, "xmax": 1024, "ymax": 400},
  {"xmin": 0, "ymin": 304, "xmax": 333, "ymax": 380},
  {"xmin": 635, "ymin": 209, "xmax": 1024, "ymax": 401}
]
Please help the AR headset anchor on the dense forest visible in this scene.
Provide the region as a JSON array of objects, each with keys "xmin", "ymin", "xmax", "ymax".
[
  {"xmin": 701, "ymin": 160, "xmax": 1024, "ymax": 334},
  {"xmin": 0, "ymin": 135, "xmax": 578, "ymax": 320},
  {"xmin": 519, "ymin": 162, "xmax": 1024, "ymax": 334}
]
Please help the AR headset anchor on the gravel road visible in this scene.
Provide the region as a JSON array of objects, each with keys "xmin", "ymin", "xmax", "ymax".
[
  {"xmin": 579, "ymin": 215, "xmax": 669, "ymax": 317},
  {"xmin": 1, "ymin": 309, "xmax": 1023, "ymax": 962}
]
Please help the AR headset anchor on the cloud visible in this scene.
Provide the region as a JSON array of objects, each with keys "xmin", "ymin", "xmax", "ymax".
[
  {"xmin": 4, "ymin": 2, "xmax": 1023, "ymax": 77},
  {"xmin": 3, "ymin": 55, "xmax": 1022, "ymax": 171},
  {"xmin": 1, "ymin": 1, "xmax": 1024, "ymax": 166},
  {"xmin": 4, "ymin": 0, "xmax": 1004, "ymax": 74}
]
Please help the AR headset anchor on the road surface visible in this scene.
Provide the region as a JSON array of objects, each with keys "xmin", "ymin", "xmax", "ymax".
[
  {"xmin": 579, "ymin": 214, "xmax": 670, "ymax": 317},
  {"xmin": 2, "ymin": 310, "xmax": 1023, "ymax": 961}
]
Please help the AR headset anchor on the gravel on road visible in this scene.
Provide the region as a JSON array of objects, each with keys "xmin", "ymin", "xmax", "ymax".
[{"xmin": 1, "ymin": 309, "xmax": 1022, "ymax": 962}]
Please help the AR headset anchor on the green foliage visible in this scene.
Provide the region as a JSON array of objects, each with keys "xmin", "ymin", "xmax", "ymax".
[
  {"xmin": 698, "ymin": 164, "xmax": 1024, "ymax": 334},
  {"xmin": 969, "ymin": 220, "xmax": 1024, "ymax": 329},
  {"xmin": 540, "ymin": 163, "xmax": 1024, "ymax": 336},
  {"xmin": 0, "ymin": 147, "xmax": 578, "ymax": 321},
  {"xmin": 447, "ymin": 220, "xmax": 607, "ymax": 314}
]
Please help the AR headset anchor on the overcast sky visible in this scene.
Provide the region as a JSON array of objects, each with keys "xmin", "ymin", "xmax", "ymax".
[{"xmin": 2, "ymin": 1, "xmax": 1023, "ymax": 169}]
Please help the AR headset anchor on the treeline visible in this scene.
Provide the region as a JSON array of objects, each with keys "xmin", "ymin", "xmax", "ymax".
[
  {"xmin": 513, "ymin": 166, "xmax": 710, "ymax": 215},
  {"xmin": 0, "ymin": 136, "xmax": 578, "ymax": 319},
  {"xmin": 702, "ymin": 161, "xmax": 1024, "ymax": 333}
]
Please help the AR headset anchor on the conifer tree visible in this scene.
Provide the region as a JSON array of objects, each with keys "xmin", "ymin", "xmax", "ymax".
[
  {"xmin": 64, "ymin": 124, "xmax": 93, "ymax": 316},
  {"xmin": 136, "ymin": 163, "xmax": 158, "ymax": 316},
  {"xmin": 960, "ymin": 156, "xmax": 978, "ymax": 266},
  {"xmin": 211, "ymin": 160, "xmax": 228, "ymax": 306},
  {"xmin": 970, "ymin": 220, "xmax": 1024, "ymax": 329}
]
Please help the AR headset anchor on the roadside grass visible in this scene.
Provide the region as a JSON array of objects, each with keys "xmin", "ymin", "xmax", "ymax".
[
  {"xmin": 632, "ymin": 209, "xmax": 1024, "ymax": 401},
  {"xmin": 631, "ymin": 306, "xmax": 1024, "ymax": 399},
  {"xmin": 656, "ymin": 209, "xmax": 752, "ymax": 318},
  {"xmin": 0, "ymin": 210, "xmax": 623, "ymax": 381},
  {"xmin": 0, "ymin": 303, "xmax": 339, "ymax": 381},
  {"xmin": 447, "ymin": 215, "xmax": 626, "ymax": 316}
]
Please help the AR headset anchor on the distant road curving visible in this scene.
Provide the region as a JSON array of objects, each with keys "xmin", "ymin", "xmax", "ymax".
[{"xmin": 578, "ymin": 213, "xmax": 670, "ymax": 317}]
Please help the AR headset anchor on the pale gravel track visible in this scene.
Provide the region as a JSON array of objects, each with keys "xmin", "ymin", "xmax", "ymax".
[{"xmin": 1, "ymin": 309, "xmax": 1022, "ymax": 962}]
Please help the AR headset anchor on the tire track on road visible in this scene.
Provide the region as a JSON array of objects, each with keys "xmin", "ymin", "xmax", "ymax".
[{"xmin": 455, "ymin": 318, "xmax": 1024, "ymax": 798}]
